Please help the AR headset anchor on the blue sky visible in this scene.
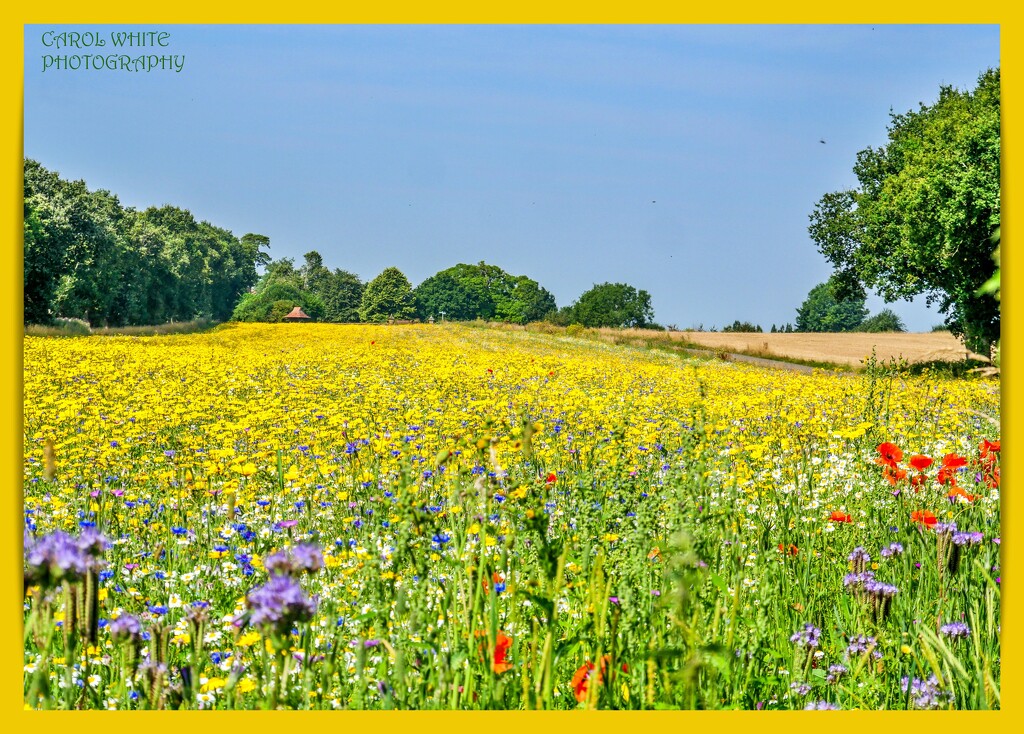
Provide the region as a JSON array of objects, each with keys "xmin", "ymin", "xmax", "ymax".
[{"xmin": 24, "ymin": 25, "xmax": 999, "ymax": 330}]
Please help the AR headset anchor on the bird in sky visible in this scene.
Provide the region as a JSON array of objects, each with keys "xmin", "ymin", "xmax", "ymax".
[{"xmin": 819, "ymin": 139, "xmax": 827, "ymax": 144}]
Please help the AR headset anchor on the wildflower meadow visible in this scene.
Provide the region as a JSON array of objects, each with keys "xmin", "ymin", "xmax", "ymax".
[{"xmin": 23, "ymin": 323, "xmax": 1000, "ymax": 710}]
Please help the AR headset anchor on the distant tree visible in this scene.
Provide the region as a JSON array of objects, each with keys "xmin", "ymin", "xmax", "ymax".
[
  {"xmin": 495, "ymin": 275, "xmax": 557, "ymax": 323},
  {"xmin": 545, "ymin": 306, "xmax": 573, "ymax": 327},
  {"xmin": 414, "ymin": 262, "xmax": 556, "ymax": 324},
  {"xmin": 808, "ymin": 68, "xmax": 1000, "ymax": 352},
  {"xmin": 359, "ymin": 267, "xmax": 417, "ymax": 322},
  {"xmin": 770, "ymin": 324, "xmax": 778, "ymax": 333},
  {"xmin": 795, "ymin": 277, "xmax": 868, "ymax": 332},
  {"xmin": 721, "ymin": 320, "xmax": 763, "ymax": 333},
  {"xmin": 301, "ymin": 250, "xmax": 364, "ymax": 322},
  {"xmin": 856, "ymin": 309, "xmax": 906, "ymax": 333},
  {"xmin": 567, "ymin": 282, "xmax": 655, "ymax": 328},
  {"xmin": 415, "ymin": 270, "xmax": 492, "ymax": 321}
]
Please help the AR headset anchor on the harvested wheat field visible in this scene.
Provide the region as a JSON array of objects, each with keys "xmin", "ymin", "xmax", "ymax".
[{"xmin": 662, "ymin": 330, "xmax": 987, "ymax": 367}]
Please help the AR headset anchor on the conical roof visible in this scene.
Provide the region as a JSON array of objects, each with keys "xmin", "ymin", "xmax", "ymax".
[{"xmin": 283, "ymin": 306, "xmax": 310, "ymax": 320}]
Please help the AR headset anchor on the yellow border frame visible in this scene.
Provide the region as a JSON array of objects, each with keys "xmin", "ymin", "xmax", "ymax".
[{"xmin": 3, "ymin": 4, "xmax": 1016, "ymax": 731}]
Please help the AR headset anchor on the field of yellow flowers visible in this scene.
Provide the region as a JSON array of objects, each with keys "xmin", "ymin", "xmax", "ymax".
[{"xmin": 23, "ymin": 323, "xmax": 1000, "ymax": 710}]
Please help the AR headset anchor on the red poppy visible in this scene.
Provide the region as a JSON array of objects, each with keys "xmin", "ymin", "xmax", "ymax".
[
  {"xmin": 572, "ymin": 661, "xmax": 599, "ymax": 702},
  {"xmin": 911, "ymin": 510, "xmax": 938, "ymax": 528},
  {"xmin": 545, "ymin": 472, "xmax": 557, "ymax": 485},
  {"xmin": 474, "ymin": 630, "xmax": 513, "ymax": 673},
  {"xmin": 882, "ymin": 466, "xmax": 908, "ymax": 486},
  {"xmin": 876, "ymin": 442, "xmax": 903, "ymax": 469},
  {"xmin": 980, "ymin": 439, "xmax": 1000, "ymax": 458},
  {"xmin": 986, "ymin": 466, "xmax": 1000, "ymax": 489},
  {"xmin": 778, "ymin": 543, "xmax": 799, "ymax": 556},
  {"xmin": 909, "ymin": 455, "xmax": 933, "ymax": 471},
  {"xmin": 492, "ymin": 631, "xmax": 513, "ymax": 674},
  {"xmin": 571, "ymin": 656, "xmax": 626, "ymax": 703},
  {"xmin": 936, "ymin": 453, "xmax": 967, "ymax": 485},
  {"xmin": 947, "ymin": 486, "xmax": 976, "ymax": 503},
  {"xmin": 942, "ymin": 453, "xmax": 968, "ymax": 468},
  {"xmin": 830, "ymin": 511, "xmax": 853, "ymax": 523}
]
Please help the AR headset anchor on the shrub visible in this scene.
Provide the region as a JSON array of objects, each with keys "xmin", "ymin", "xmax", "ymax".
[
  {"xmin": 721, "ymin": 320, "xmax": 763, "ymax": 333},
  {"xmin": 856, "ymin": 309, "xmax": 907, "ymax": 333}
]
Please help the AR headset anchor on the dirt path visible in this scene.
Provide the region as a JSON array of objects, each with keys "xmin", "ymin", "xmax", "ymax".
[{"xmin": 680, "ymin": 347, "xmax": 819, "ymax": 374}]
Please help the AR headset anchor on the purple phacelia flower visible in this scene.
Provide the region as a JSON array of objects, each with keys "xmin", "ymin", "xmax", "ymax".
[
  {"xmin": 264, "ymin": 543, "xmax": 324, "ymax": 576},
  {"xmin": 826, "ymin": 663, "xmax": 847, "ymax": 683},
  {"xmin": 940, "ymin": 621, "xmax": 971, "ymax": 639},
  {"xmin": 880, "ymin": 542, "xmax": 904, "ymax": 558},
  {"xmin": 791, "ymin": 623, "xmax": 821, "ymax": 648},
  {"xmin": 933, "ymin": 522, "xmax": 957, "ymax": 536},
  {"xmin": 239, "ymin": 574, "xmax": 317, "ymax": 636},
  {"xmin": 845, "ymin": 634, "xmax": 879, "ymax": 658},
  {"xmin": 24, "ymin": 529, "xmax": 107, "ymax": 588},
  {"xmin": 790, "ymin": 682, "xmax": 811, "ymax": 696},
  {"xmin": 108, "ymin": 614, "xmax": 143, "ymax": 644},
  {"xmin": 901, "ymin": 675, "xmax": 954, "ymax": 709},
  {"xmin": 952, "ymin": 532, "xmax": 983, "ymax": 546}
]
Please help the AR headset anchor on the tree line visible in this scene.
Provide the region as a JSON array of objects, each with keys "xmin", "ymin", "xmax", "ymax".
[
  {"xmin": 23, "ymin": 159, "xmax": 657, "ymax": 330},
  {"xmin": 24, "ymin": 159, "xmax": 268, "ymax": 326},
  {"xmin": 232, "ymin": 253, "xmax": 657, "ymax": 328}
]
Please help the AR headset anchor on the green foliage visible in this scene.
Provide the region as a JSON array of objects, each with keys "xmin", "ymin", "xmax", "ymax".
[
  {"xmin": 415, "ymin": 269, "xmax": 493, "ymax": 321},
  {"xmin": 301, "ymin": 251, "xmax": 364, "ymax": 322},
  {"xmin": 231, "ymin": 270, "xmax": 325, "ymax": 322},
  {"xmin": 268, "ymin": 300, "xmax": 296, "ymax": 322},
  {"xmin": 566, "ymin": 282, "xmax": 655, "ymax": 328},
  {"xmin": 23, "ymin": 159, "xmax": 267, "ymax": 326},
  {"xmin": 808, "ymin": 68, "xmax": 1000, "ymax": 352},
  {"xmin": 856, "ymin": 309, "xmax": 906, "ymax": 333},
  {"xmin": 795, "ymin": 278, "xmax": 868, "ymax": 333},
  {"xmin": 721, "ymin": 320, "xmax": 763, "ymax": 333},
  {"xmin": 414, "ymin": 262, "xmax": 557, "ymax": 324},
  {"xmin": 359, "ymin": 267, "xmax": 417, "ymax": 322}
]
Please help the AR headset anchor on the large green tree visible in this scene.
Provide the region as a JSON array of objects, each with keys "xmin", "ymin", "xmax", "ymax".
[
  {"xmin": 567, "ymin": 282, "xmax": 655, "ymax": 328},
  {"xmin": 795, "ymin": 277, "xmax": 868, "ymax": 332},
  {"xmin": 413, "ymin": 262, "xmax": 556, "ymax": 324},
  {"xmin": 23, "ymin": 159, "xmax": 266, "ymax": 326},
  {"xmin": 359, "ymin": 267, "xmax": 417, "ymax": 322},
  {"xmin": 301, "ymin": 250, "xmax": 364, "ymax": 322},
  {"xmin": 856, "ymin": 308, "xmax": 906, "ymax": 333},
  {"xmin": 808, "ymin": 68, "xmax": 1000, "ymax": 352},
  {"xmin": 414, "ymin": 270, "xmax": 492, "ymax": 321}
]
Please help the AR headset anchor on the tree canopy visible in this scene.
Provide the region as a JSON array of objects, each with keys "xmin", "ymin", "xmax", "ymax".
[
  {"xmin": 300, "ymin": 251, "xmax": 364, "ymax": 322},
  {"xmin": 414, "ymin": 262, "xmax": 556, "ymax": 324},
  {"xmin": 856, "ymin": 308, "xmax": 906, "ymax": 333},
  {"xmin": 230, "ymin": 258, "xmax": 327, "ymax": 322},
  {"xmin": 808, "ymin": 68, "xmax": 1000, "ymax": 352},
  {"xmin": 795, "ymin": 277, "xmax": 868, "ymax": 333},
  {"xmin": 359, "ymin": 267, "xmax": 417, "ymax": 322},
  {"xmin": 24, "ymin": 159, "xmax": 267, "ymax": 326},
  {"xmin": 565, "ymin": 282, "xmax": 655, "ymax": 328}
]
